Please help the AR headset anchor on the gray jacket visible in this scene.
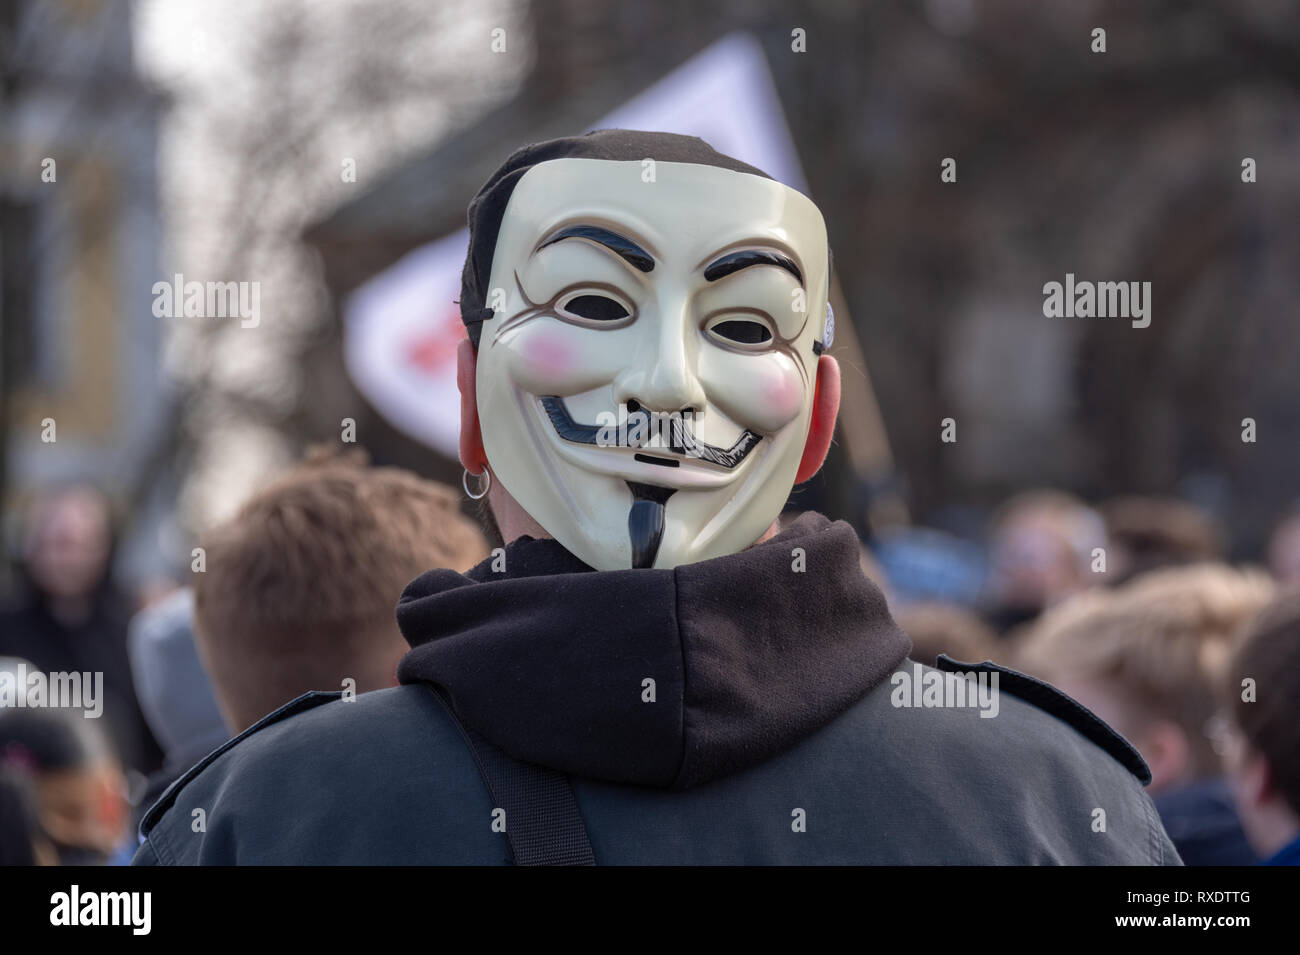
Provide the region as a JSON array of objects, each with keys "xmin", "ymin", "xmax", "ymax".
[
  {"xmin": 135, "ymin": 516, "xmax": 1181, "ymax": 865},
  {"xmin": 134, "ymin": 663, "xmax": 1179, "ymax": 865}
]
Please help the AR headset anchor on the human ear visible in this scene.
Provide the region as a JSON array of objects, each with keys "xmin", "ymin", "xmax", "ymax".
[
  {"xmin": 795, "ymin": 354, "xmax": 841, "ymax": 484},
  {"xmin": 457, "ymin": 338, "xmax": 488, "ymax": 474}
]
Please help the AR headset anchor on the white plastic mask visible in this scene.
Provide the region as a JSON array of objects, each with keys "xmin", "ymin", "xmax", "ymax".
[{"xmin": 476, "ymin": 157, "xmax": 830, "ymax": 569}]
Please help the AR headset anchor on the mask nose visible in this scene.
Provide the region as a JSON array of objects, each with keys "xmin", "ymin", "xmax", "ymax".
[{"xmin": 613, "ymin": 301, "xmax": 706, "ymax": 415}]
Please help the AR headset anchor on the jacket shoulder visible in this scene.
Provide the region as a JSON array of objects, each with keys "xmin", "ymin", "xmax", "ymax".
[
  {"xmin": 139, "ymin": 690, "xmax": 342, "ymax": 837},
  {"xmin": 934, "ymin": 654, "xmax": 1151, "ymax": 784},
  {"xmin": 134, "ymin": 684, "xmax": 499, "ymax": 865},
  {"xmin": 835, "ymin": 658, "xmax": 1179, "ymax": 863}
]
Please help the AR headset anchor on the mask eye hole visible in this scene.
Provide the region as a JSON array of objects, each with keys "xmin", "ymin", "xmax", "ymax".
[
  {"xmin": 557, "ymin": 291, "xmax": 631, "ymax": 324},
  {"xmin": 707, "ymin": 317, "xmax": 773, "ymax": 348}
]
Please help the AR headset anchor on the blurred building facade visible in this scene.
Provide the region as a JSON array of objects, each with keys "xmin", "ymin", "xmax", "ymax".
[{"xmin": 1, "ymin": 0, "xmax": 170, "ymax": 586}]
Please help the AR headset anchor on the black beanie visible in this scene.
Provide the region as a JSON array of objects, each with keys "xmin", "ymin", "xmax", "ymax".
[{"xmin": 458, "ymin": 129, "xmax": 774, "ymax": 346}]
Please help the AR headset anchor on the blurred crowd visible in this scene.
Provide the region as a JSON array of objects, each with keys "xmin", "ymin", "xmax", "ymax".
[
  {"xmin": 1, "ymin": 449, "xmax": 488, "ymax": 865},
  {"xmin": 3, "ymin": 455, "xmax": 1300, "ymax": 866},
  {"xmin": 886, "ymin": 488, "xmax": 1300, "ymax": 866}
]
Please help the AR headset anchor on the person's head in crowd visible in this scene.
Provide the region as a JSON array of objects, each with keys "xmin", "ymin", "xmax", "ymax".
[
  {"xmin": 896, "ymin": 602, "xmax": 998, "ymax": 667},
  {"xmin": 0, "ymin": 770, "xmax": 57, "ymax": 865},
  {"xmin": 1220, "ymin": 593, "xmax": 1300, "ymax": 863},
  {"xmin": 1017, "ymin": 564, "xmax": 1274, "ymax": 793},
  {"xmin": 0, "ymin": 707, "xmax": 128, "ymax": 865},
  {"xmin": 128, "ymin": 588, "xmax": 227, "ymax": 774},
  {"xmin": 986, "ymin": 489, "xmax": 1106, "ymax": 631},
  {"xmin": 1267, "ymin": 509, "xmax": 1300, "ymax": 591},
  {"xmin": 871, "ymin": 525, "xmax": 986, "ymax": 608},
  {"xmin": 1101, "ymin": 495, "xmax": 1222, "ymax": 586},
  {"xmin": 193, "ymin": 447, "xmax": 490, "ymax": 733},
  {"xmin": 17, "ymin": 483, "xmax": 115, "ymax": 624}
]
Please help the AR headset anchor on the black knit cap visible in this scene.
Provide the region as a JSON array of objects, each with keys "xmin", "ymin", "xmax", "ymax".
[{"xmin": 459, "ymin": 128, "xmax": 774, "ymax": 346}]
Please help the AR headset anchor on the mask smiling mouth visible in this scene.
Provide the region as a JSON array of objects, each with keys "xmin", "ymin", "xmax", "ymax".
[{"xmin": 539, "ymin": 396, "xmax": 761, "ymax": 469}]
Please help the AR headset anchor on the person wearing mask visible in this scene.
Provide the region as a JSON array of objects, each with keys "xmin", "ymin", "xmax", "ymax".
[{"xmin": 135, "ymin": 130, "xmax": 1178, "ymax": 866}]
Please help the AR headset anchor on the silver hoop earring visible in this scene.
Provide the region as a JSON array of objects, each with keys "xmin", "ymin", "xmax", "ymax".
[{"xmin": 463, "ymin": 467, "xmax": 492, "ymax": 500}]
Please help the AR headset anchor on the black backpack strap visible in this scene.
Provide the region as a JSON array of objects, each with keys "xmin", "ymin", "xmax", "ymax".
[{"xmin": 424, "ymin": 685, "xmax": 596, "ymax": 866}]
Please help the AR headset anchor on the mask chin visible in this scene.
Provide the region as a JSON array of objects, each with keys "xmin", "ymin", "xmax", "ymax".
[{"xmin": 494, "ymin": 431, "xmax": 803, "ymax": 571}]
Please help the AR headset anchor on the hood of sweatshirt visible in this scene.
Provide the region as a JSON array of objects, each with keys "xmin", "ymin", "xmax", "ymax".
[{"xmin": 396, "ymin": 511, "xmax": 910, "ymax": 790}]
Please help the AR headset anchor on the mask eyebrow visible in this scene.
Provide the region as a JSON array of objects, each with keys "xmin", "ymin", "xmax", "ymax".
[
  {"xmin": 537, "ymin": 225, "xmax": 655, "ymax": 273},
  {"xmin": 703, "ymin": 249, "xmax": 803, "ymax": 285}
]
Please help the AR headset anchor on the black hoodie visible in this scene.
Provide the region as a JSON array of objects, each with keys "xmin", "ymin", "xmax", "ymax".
[{"xmin": 395, "ymin": 512, "xmax": 909, "ymax": 789}]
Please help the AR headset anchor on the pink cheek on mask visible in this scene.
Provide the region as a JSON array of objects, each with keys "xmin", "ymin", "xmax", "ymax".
[
  {"xmin": 759, "ymin": 368, "xmax": 804, "ymax": 424},
  {"xmin": 515, "ymin": 333, "xmax": 576, "ymax": 386}
]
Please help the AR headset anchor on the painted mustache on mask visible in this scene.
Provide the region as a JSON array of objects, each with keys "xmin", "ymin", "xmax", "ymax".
[{"xmin": 539, "ymin": 396, "xmax": 762, "ymax": 469}]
